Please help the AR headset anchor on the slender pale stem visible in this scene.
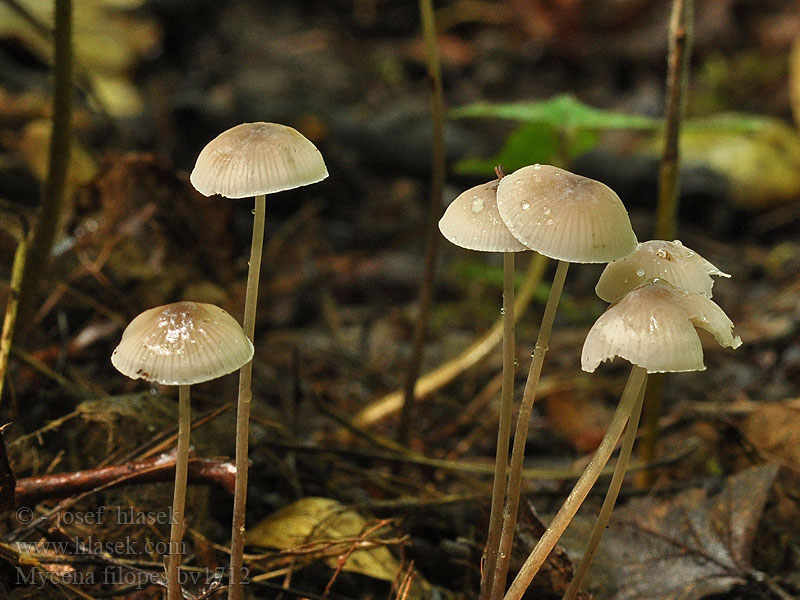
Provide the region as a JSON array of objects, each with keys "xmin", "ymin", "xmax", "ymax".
[
  {"xmin": 491, "ymin": 259, "xmax": 569, "ymax": 600},
  {"xmin": 481, "ymin": 252, "xmax": 516, "ymax": 599},
  {"xmin": 562, "ymin": 370, "xmax": 647, "ymax": 600},
  {"xmin": 503, "ymin": 366, "xmax": 648, "ymax": 600},
  {"xmin": 228, "ymin": 194, "xmax": 266, "ymax": 600},
  {"xmin": 167, "ymin": 384, "xmax": 191, "ymax": 600}
]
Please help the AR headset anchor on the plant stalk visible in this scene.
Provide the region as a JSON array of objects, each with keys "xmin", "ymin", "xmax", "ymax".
[
  {"xmin": 480, "ymin": 251, "xmax": 516, "ymax": 599},
  {"xmin": 0, "ymin": 226, "xmax": 28, "ymax": 408},
  {"xmin": 642, "ymin": 0, "xmax": 693, "ymax": 488},
  {"xmin": 561, "ymin": 371, "xmax": 647, "ymax": 600},
  {"xmin": 503, "ymin": 366, "xmax": 648, "ymax": 600},
  {"xmin": 397, "ymin": 0, "xmax": 446, "ymax": 446},
  {"xmin": 490, "ymin": 259, "xmax": 569, "ymax": 600},
  {"xmin": 228, "ymin": 194, "xmax": 266, "ymax": 600},
  {"xmin": 16, "ymin": 0, "xmax": 73, "ymax": 329},
  {"xmin": 167, "ymin": 385, "xmax": 191, "ymax": 600}
]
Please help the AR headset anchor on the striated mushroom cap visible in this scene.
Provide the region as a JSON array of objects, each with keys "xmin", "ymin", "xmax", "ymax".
[
  {"xmin": 582, "ymin": 281, "xmax": 741, "ymax": 374},
  {"xmin": 190, "ymin": 122, "xmax": 328, "ymax": 198},
  {"xmin": 595, "ymin": 239, "xmax": 730, "ymax": 302},
  {"xmin": 439, "ymin": 180, "xmax": 528, "ymax": 252},
  {"xmin": 112, "ymin": 301, "xmax": 254, "ymax": 385},
  {"xmin": 496, "ymin": 164, "xmax": 637, "ymax": 263}
]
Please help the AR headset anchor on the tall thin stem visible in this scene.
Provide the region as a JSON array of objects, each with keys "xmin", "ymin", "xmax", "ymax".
[
  {"xmin": 0, "ymin": 225, "xmax": 28, "ymax": 408},
  {"xmin": 503, "ymin": 366, "xmax": 648, "ymax": 600},
  {"xmin": 397, "ymin": 0, "xmax": 446, "ymax": 446},
  {"xmin": 228, "ymin": 194, "xmax": 266, "ymax": 600},
  {"xmin": 562, "ymin": 372, "xmax": 647, "ymax": 600},
  {"xmin": 491, "ymin": 259, "xmax": 569, "ymax": 600},
  {"xmin": 16, "ymin": 0, "xmax": 72, "ymax": 329},
  {"xmin": 481, "ymin": 251, "xmax": 516, "ymax": 599},
  {"xmin": 167, "ymin": 384, "xmax": 191, "ymax": 600},
  {"xmin": 642, "ymin": 0, "xmax": 693, "ymax": 488}
]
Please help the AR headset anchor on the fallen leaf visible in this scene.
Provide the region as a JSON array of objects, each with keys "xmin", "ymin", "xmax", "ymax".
[
  {"xmin": 246, "ymin": 497, "xmax": 410, "ymax": 585},
  {"xmin": 740, "ymin": 402, "xmax": 800, "ymax": 470},
  {"xmin": 603, "ymin": 463, "xmax": 779, "ymax": 600}
]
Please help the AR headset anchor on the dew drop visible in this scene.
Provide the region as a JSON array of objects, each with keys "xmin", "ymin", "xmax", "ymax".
[
  {"xmin": 521, "ymin": 201, "xmax": 531, "ymax": 211},
  {"xmin": 546, "ymin": 218, "xmax": 554, "ymax": 225},
  {"xmin": 500, "ymin": 307, "xmax": 505, "ymax": 315},
  {"xmin": 542, "ymin": 206, "xmax": 551, "ymax": 215},
  {"xmin": 471, "ymin": 197, "xmax": 485, "ymax": 213},
  {"xmin": 656, "ymin": 249, "xmax": 668, "ymax": 259},
  {"xmin": 636, "ymin": 268, "xmax": 646, "ymax": 277},
  {"xmin": 513, "ymin": 359, "xmax": 519, "ymax": 368},
  {"xmin": 251, "ymin": 209, "xmax": 256, "ymax": 215},
  {"xmin": 648, "ymin": 316, "xmax": 659, "ymax": 333}
]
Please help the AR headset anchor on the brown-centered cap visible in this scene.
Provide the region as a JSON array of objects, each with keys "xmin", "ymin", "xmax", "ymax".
[
  {"xmin": 439, "ymin": 180, "xmax": 528, "ymax": 252},
  {"xmin": 111, "ymin": 301, "xmax": 254, "ymax": 385},
  {"xmin": 190, "ymin": 122, "xmax": 328, "ymax": 199},
  {"xmin": 496, "ymin": 164, "xmax": 637, "ymax": 263},
  {"xmin": 582, "ymin": 281, "xmax": 740, "ymax": 374},
  {"xmin": 595, "ymin": 240, "xmax": 730, "ymax": 302}
]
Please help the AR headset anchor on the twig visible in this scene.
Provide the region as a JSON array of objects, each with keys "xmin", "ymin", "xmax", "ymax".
[
  {"xmin": 640, "ymin": 0, "xmax": 694, "ymax": 488},
  {"xmin": 0, "ymin": 218, "xmax": 28, "ymax": 408},
  {"xmin": 397, "ymin": 0, "xmax": 447, "ymax": 445},
  {"xmin": 16, "ymin": 0, "xmax": 73, "ymax": 330}
]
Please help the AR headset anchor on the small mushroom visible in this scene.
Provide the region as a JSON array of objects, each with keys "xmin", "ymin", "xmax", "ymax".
[
  {"xmin": 489, "ymin": 164, "xmax": 638, "ymax": 599},
  {"xmin": 438, "ymin": 178, "xmax": 526, "ymax": 589},
  {"xmin": 595, "ymin": 239, "xmax": 731, "ymax": 302},
  {"xmin": 508, "ymin": 281, "xmax": 741, "ymax": 600},
  {"xmin": 111, "ymin": 301, "xmax": 253, "ymax": 600},
  {"xmin": 190, "ymin": 122, "xmax": 327, "ymax": 598}
]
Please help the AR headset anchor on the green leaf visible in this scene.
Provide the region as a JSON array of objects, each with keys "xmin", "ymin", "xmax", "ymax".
[{"xmin": 451, "ymin": 94, "xmax": 660, "ymax": 131}]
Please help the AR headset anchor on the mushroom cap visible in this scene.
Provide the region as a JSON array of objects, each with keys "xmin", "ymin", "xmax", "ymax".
[
  {"xmin": 111, "ymin": 301, "xmax": 254, "ymax": 385},
  {"xmin": 190, "ymin": 122, "xmax": 328, "ymax": 198},
  {"xmin": 438, "ymin": 180, "xmax": 528, "ymax": 252},
  {"xmin": 582, "ymin": 281, "xmax": 741, "ymax": 374},
  {"xmin": 595, "ymin": 240, "xmax": 730, "ymax": 302},
  {"xmin": 496, "ymin": 164, "xmax": 637, "ymax": 263}
]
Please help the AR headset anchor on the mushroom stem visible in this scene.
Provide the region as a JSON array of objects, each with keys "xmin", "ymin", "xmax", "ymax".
[
  {"xmin": 481, "ymin": 251, "xmax": 516, "ymax": 599},
  {"xmin": 561, "ymin": 373, "xmax": 647, "ymax": 600},
  {"xmin": 167, "ymin": 384, "xmax": 191, "ymax": 600},
  {"xmin": 491, "ymin": 258, "xmax": 569, "ymax": 600},
  {"xmin": 228, "ymin": 193, "xmax": 266, "ymax": 600},
  {"xmin": 503, "ymin": 366, "xmax": 648, "ymax": 600}
]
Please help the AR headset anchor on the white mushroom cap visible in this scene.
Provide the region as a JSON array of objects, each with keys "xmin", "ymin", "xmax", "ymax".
[
  {"xmin": 438, "ymin": 180, "xmax": 528, "ymax": 252},
  {"xmin": 496, "ymin": 164, "xmax": 637, "ymax": 263},
  {"xmin": 595, "ymin": 240, "xmax": 730, "ymax": 302},
  {"xmin": 111, "ymin": 302, "xmax": 254, "ymax": 385},
  {"xmin": 190, "ymin": 122, "xmax": 328, "ymax": 199},
  {"xmin": 582, "ymin": 282, "xmax": 741, "ymax": 374}
]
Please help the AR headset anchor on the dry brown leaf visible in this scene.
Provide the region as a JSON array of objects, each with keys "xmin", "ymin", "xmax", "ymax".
[
  {"xmin": 740, "ymin": 402, "xmax": 800, "ymax": 469},
  {"xmin": 603, "ymin": 463, "xmax": 779, "ymax": 600}
]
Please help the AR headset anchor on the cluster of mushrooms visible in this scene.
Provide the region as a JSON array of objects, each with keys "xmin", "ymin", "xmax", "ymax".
[
  {"xmin": 111, "ymin": 123, "xmax": 328, "ymax": 600},
  {"xmin": 439, "ymin": 165, "xmax": 741, "ymax": 600}
]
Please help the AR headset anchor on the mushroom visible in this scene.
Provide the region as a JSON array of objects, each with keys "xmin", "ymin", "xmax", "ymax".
[
  {"xmin": 505, "ymin": 282, "xmax": 740, "ymax": 600},
  {"xmin": 490, "ymin": 164, "xmax": 638, "ymax": 599},
  {"xmin": 438, "ymin": 177, "xmax": 526, "ymax": 594},
  {"xmin": 190, "ymin": 122, "xmax": 327, "ymax": 599},
  {"xmin": 595, "ymin": 239, "xmax": 730, "ymax": 302},
  {"xmin": 111, "ymin": 301, "xmax": 253, "ymax": 600}
]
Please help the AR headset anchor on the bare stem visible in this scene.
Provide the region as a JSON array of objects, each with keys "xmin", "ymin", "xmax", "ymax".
[
  {"xmin": 16, "ymin": 0, "xmax": 73, "ymax": 329},
  {"xmin": 562, "ymin": 370, "xmax": 647, "ymax": 600},
  {"xmin": 503, "ymin": 366, "xmax": 648, "ymax": 600},
  {"xmin": 480, "ymin": 251, "xmax": 516, "ymax": 598},
  {"xmin": 642, "ymin": 0, "xmax": 693, "ymax": 488},
  {"xmin": 0, "ymin": 226, "xmax": 28, "ymax": 408},
  {"xmin": 397, "ymin": 0, "xmax": 446, "ymax": 446},
  {"xmin": 491, "ymin": 259, "xmax": 569, "ymax": 600},
  {"xmin": 167, "ymin": 385, "xmax": 191, "ymax": 600},
  {"xmin": 228, "ymin": 194, "xmax": 266, "ymax": 600}
]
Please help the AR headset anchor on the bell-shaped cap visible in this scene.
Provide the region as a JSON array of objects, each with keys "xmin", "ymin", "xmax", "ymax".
[
  {"xmin": 496, "ymin": 164, "xmax": 637, "ymax": 263},
  {"xmin": 111, "ymin": 301, "xmax": 254, "ymax": 385},
  {"xmin": 582, "ymin": 282, "xmax": 741, "ymax": 374},
  {"xmin": 190, "ymin": 122, "xmax": 328, "ymax": 199},
  {"xmin": 595, "ymin": 240, "xmax": 730, "ymax": 302},
  {"xmin": 439, "ymin": 180, "xmax": 528, "ymax": 252}
]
